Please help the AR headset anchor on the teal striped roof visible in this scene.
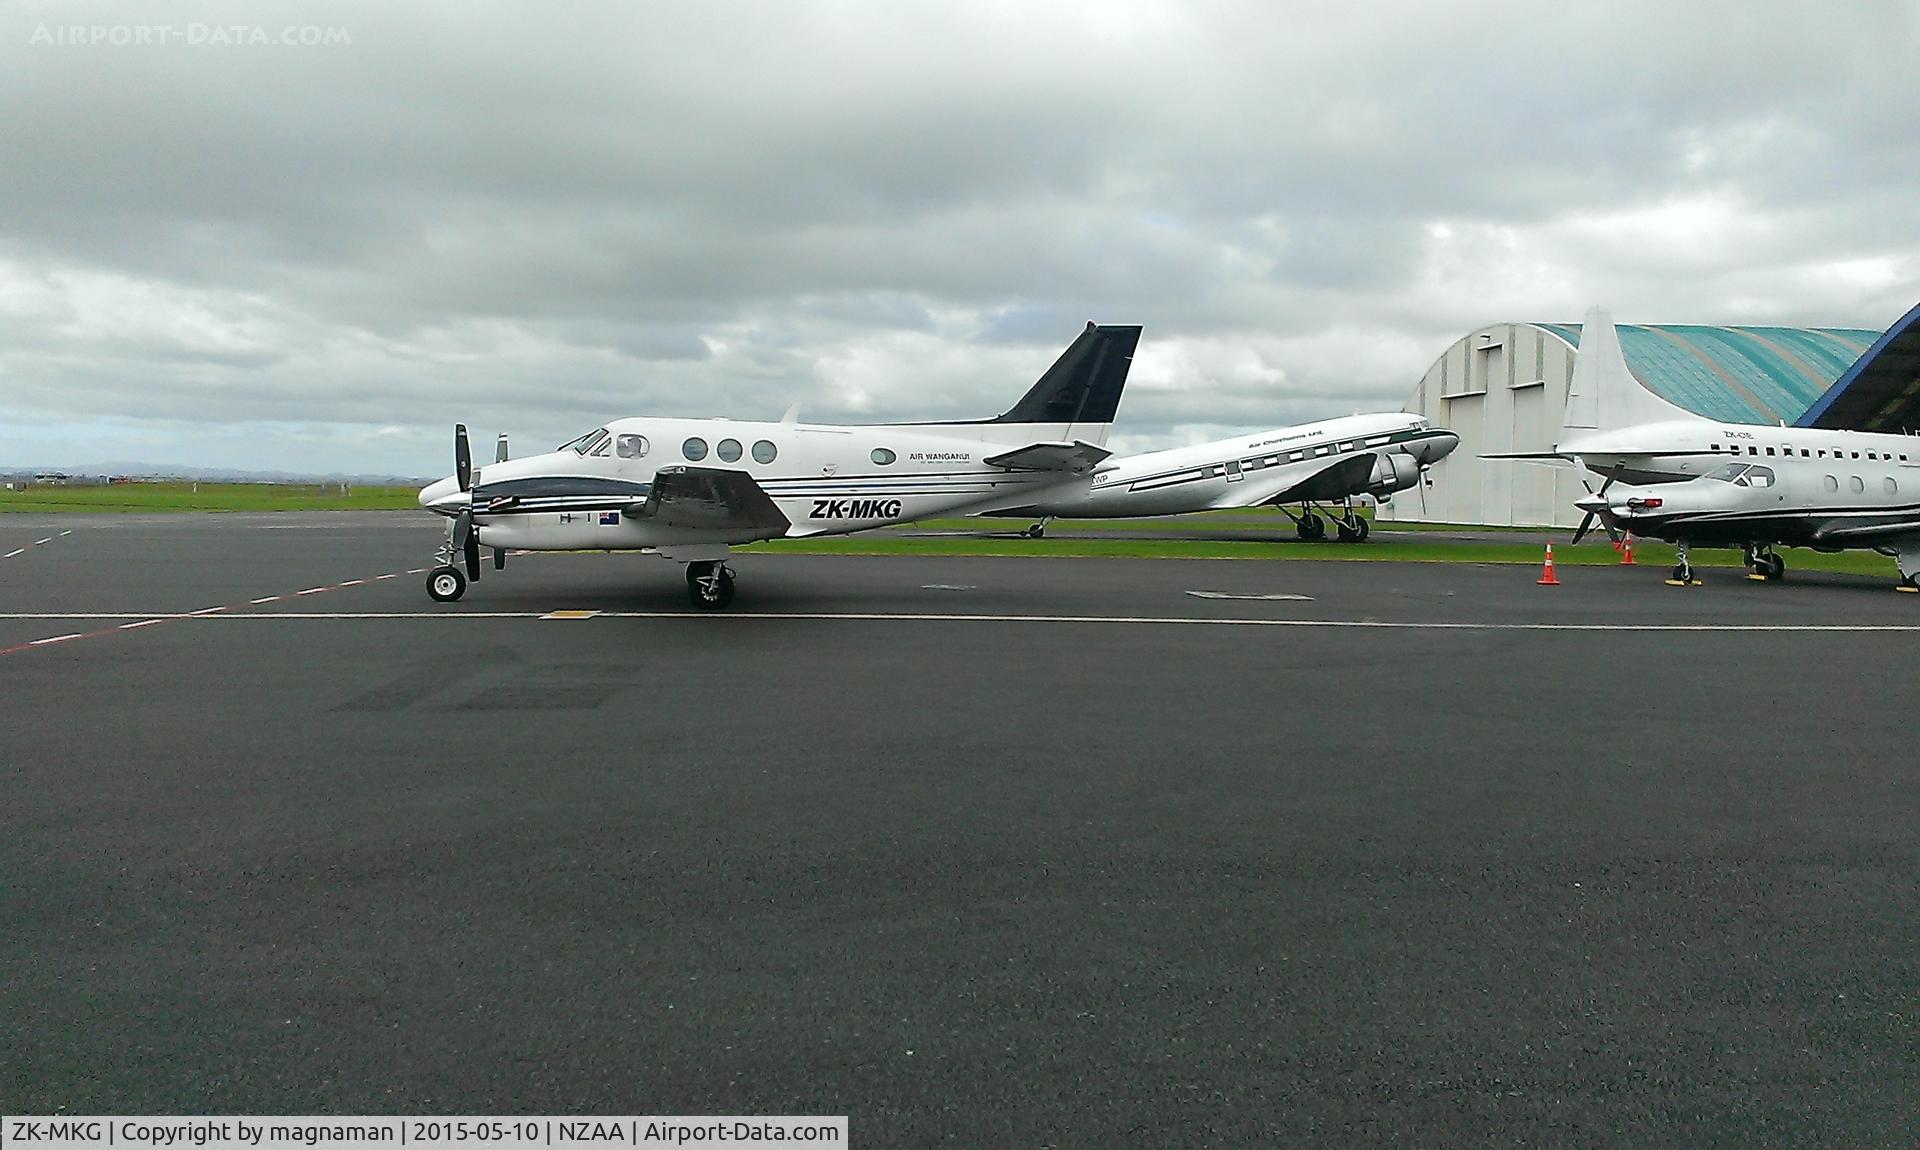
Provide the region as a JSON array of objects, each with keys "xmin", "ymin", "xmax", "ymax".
[{"xmin": 1534, "ymin": 323, "xmax": 1880, "ymax": 424}]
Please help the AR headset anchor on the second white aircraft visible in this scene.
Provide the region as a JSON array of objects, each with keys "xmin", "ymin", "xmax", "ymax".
[{"xmin": 993, "ymin": 412, "xmax": 1459, "ymax": 540}]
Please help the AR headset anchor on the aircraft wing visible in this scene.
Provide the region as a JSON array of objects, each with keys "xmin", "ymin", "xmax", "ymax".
[
  {"xmin": 982, "ymin": 440, "xmax": 1113, "ymax": 473},
  {"xmin": 1266, "ymin": 453, "xmax": 1379, "ymax": 505},
  {"xmin": 1812, "ymin": 518, "xmax": 1920, "ymax": 543},
  {"xmin": 626, "ymin": 466, "xmax": 792, "ymax": 532}
]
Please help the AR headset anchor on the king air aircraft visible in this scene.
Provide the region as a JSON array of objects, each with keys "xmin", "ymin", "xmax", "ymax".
[
  {"xmin": 993, "ymin": 412, "xmax": 1458, "ymax": 539},
  {"xmin": 1492, "ymin": 304, "xmax": 1920, "ymax": 588},
  {"xmin": 418, "ymin": 323, "xmax": 1141, "ymax": 608}
]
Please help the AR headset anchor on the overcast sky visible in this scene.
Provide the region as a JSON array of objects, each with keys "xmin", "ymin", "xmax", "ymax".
[{"xmin": 4, "ymin": 1, "xmax": 1919, "ymax": 475}]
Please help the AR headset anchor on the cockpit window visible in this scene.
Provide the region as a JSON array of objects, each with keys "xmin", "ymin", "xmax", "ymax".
[
  {"xmin": 1708, "ymin": 462, "xmax": 1749, "ymax": 482},
  {"xmin": 1745, "ymin": 465, "xmax": 1774, "ymax": 488},
  {"xmin": 562, "ymin": 428, "xmax": 611, "ymax": 456}
]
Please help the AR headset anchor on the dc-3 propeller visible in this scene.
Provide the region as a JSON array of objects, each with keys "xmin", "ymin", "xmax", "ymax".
[
  {"xmin": 1571, "ymin": 463, "xmax": 1626, "ymax": 546},
  {"xmin": 449, "ymin": 424, "xmax": 509, "ymax": 581}
]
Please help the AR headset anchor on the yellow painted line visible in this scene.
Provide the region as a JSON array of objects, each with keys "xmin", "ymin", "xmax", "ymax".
[{"xmin": 540, "ymin": 610, "xmax": 600, "ymax": 620}]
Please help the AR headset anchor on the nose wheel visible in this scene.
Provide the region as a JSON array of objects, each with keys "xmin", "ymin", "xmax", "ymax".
[
  {"xmin": 427, "ymin": 566, "xmax": 467, "ymax": 602},
  {"xmin": 687, "ymin": 561, "xmax": 736, "ymax": 610}
]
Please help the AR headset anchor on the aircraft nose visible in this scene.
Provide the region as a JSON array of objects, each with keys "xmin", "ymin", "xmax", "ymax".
[
  {"xmin": 1412, "ymin": 431, "xmax": 1460, "ymax": 465},
  {"xmin": 419, "ymin": 474, "xmax": 463, "ymax": 513}
]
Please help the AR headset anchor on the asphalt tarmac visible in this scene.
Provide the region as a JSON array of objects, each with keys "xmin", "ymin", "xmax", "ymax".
[{"xmin": 2, "ymin": 512, "xmax": 1915, "ymax": 1147}]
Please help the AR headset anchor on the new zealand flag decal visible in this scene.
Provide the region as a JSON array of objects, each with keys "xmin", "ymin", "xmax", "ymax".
[{"xmin": 599, "ymin": 512, "xmax": 621, "ymax": 525}]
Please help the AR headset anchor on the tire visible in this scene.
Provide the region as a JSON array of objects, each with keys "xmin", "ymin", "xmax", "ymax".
[
  {"xmin": 1765, "ymin": 554, "xmax": 1785, "ymax": 581},
  {"xmin": 1353, "ymin": 516, "xmax": 1370, "ymax": 542},
  {"xmin": 1336, "ymin": 521, "xmax": 1359, "ymax": 543},
  {"xmin": 1297, "ymin": 513, "xmax": 1326, "ymax": 542},
  {"xmin": 687, "ymin": 562, "xmax": 736, "ymax": 610},
  {"xmin": 427, "ymin": 566, "xmax": 466, "ymax": 602},
  {"xmin": 1027, "ymin": 524, "xmax": 1046, "ymax": 539}
]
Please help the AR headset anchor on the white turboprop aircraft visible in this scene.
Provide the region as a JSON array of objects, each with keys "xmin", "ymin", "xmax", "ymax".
[
  {"xmin": 418, "ymin": 322, "xmax": 1141, "ymax": 608},
  {"xmin": 989, "ymin": 412, "xmax": 1459, "ymax": 540},
  {"xmin": 1487, "ymin": 306, "xmax": 1920, "ymax": 586}
]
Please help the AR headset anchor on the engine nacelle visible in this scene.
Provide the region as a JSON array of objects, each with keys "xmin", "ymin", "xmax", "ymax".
[{"xmin": 1365, "ymin": 452, "xmax": 1421, "ymax": 496}]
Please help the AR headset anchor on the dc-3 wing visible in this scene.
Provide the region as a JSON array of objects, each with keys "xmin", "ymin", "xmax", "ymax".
[
  {"xmin": 626, "ymin": 466, "xmax": 792, "ymax": 532},
  {"xmin": 982, "ymin": 440, "xmax": 1113, "ymax": 473},
  {"xmin": 1266, "ymin": 453, "xmax": 1380, "ymax": 504}
]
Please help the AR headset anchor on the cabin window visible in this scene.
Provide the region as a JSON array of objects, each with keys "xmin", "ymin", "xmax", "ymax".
[
  {"xmin": 871, "ymin": 447, "xmax": 896, "ymax": 465},
  {"xmin": 1867, "ymin": 452, "xmax": 1878, "ymax": 461},
  {"xmin": 1851, "ymin": 451, "xmax": 1860, "ymax": 459},
  {"xmin": 1710, "ymin": 443, "xmax": 1721, "ymax": 451},
  {"xmin": 716, "ymin": 438, "xmax": 743, "ymax": 463},
  {"xmin": 1901, "ymin": 454, "xmax": 1910, "ymax": 462},
  {"xmin": 1765, "ymin": 447, "xmax": 1775, "ymax": 456},
  {"xmin": 682, "ymin": 437, "xmax": 708, "ymax": 462},
  {"xmin": 1823, "ymin": 475, "xmax": 1839, "ymax": 493},
  {"xmin": 615, "ymin": 434, "xmax": 649, "ymax": 459},
  {"xmin": 752, "ymin": 440, "xmax": 778, "ymax": 464},
  {"xmin": 1849, "ymin": 476, "xmax": 1865, "ymax": 493},
  {"xmin": 1801, "ymin": 449, "xmax": 1810, "ymax": 457},
  {"xmin": 1748, "ymin": 447, "xmax": 1758, "ymax": 455},
  {"xmin": 1885, "ymin": 477, "xmax": 1899, "ymax": 495}
]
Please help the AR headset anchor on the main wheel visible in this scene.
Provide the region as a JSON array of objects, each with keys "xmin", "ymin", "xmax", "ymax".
[
  {"xmin": 1764, "ymin": 553, "xmax": 1785, "ymax": 581},
  {"xmin": 1353, "ymin": 516, "xmax": 1370, "ymax": 542},
  {"xmin": 1296, "ymin": 513, "xmax": 1326, "ymax": 542},
  {"xmin": 427, "ymin": 566, "xmax": 467, "ymax": 602},
  {"xmin": 1026, "ymin": 524, "xmax": 1047, "ymax": 539},
  {"xmin": 1668, "ymin": 562, "xmax": 1691, "ymax": 585},
  {"xmin": 1336, "ymin": 520, "xmax": 1360, "ymax": 543},
  {"xmin": 686, "ymin": 562, "xmax": 736, "ymax": 610}
]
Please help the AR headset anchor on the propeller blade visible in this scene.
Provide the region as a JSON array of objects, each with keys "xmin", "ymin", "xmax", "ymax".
[
  {"xmin": 455, "ymin": 424, "xmax": 472, "ymax": 491},
  {"xmin": 463, "ymin": 522, "xmax": 481, "ymax": 581},
  {"xmin": 495, "ymin": 434, "xmax": 510, "ymax": 464},
  {"xmin": 1572, "ymin": 510, "xmax": 1598, "ymax": 546},
  {"xmin": 492, "ymin": 546, "xmax": 506, "ymax": 571},
  {"xmin": 1596, "ymin": 462, "xmax": 1624, "ymax": 498}
]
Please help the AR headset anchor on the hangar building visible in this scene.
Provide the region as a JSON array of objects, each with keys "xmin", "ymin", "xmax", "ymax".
[{"xmin": 1380, "ymin": 321, "xmax": 1881, "ymax": 528}]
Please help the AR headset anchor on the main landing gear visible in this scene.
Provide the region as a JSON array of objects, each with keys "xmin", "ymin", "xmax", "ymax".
[
  {"xmin": 1744, "ymin": 543, "xmax": 1785, "ymax": 582},
  {"xmin": 686, "ymin": 560, "xmax": 736, "ymax": 610},
  {"xmin": 1282, "ymin": 500, "xmax": 1369, "ymax": 543},
  {"xmin": 1665, "ymin": 542, "xmax": 1702, "ymax": 587},
  {"xmin": 1025, "ymin": 519, "xmax": 1050, "ymax": 539}
]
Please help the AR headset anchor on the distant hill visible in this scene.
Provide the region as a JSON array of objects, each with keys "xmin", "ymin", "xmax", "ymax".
[{"xmin": 0, "ymin": 462, "xmax": 431, "ymax": 485}]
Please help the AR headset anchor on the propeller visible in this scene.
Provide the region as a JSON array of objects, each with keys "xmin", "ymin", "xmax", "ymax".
[
  {"xmin": 490, "ymin": 434, "xmax": 509, "ymax": 569},
  {"xmin": 1571, "ymin": 463, "xmax": 1625, "ymax": 545},
  {"xmin": 452, "ymin": 424, "xmax": 480, "ymax": 580}
]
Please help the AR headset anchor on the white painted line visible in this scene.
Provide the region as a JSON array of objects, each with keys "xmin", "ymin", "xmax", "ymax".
[
  {"xmin": 250, "ymin": 596, "xmax": 282, "ymax": 604},
  {"xmin": 119, "ymin": 619, "xmax": 165, "ymax": 630},
  {"xmin": 407, "ymin": 568, "xmax": 428, "ymax": 574},
  {"xmin": 30, "ymin": 633, "xmax": 82, "ymax": 645},
  {"xmin": 1186, "ymin": 591, "xmax": 1315, "ymax": 601},
  {"xmin": 4, "ymin": 611, "xmax": 1920, "ymax": 633},
  {"xmin": 190, "ymin": 606, "xmax": 227, "ymax": 616},
  {"xmin": 33, "ymin": 538, "xmax": 52, "ymax": 546},
  {"xmin": 3, "ymin": 550, "xmax": 22, "ymax": 559},
  {"xmin": 59, "ymin": 530, "xmax": 72, "ymax": 536},
  {"xmin": 376, "ymin": 573, "xmax": 397, "ymax": 580},
  {"xmin": 541, "ymin": 610, "xmax": 600, "ymax": 620},
  {"xmin": 921, "ymin": 584, "xmax": 977, "ymax": 590},
  {"xmin": 340, "ymin": 579, "xmax": 364, "ymax": 587},
  {"xmin": 296, "ymin": 587, "xmax": 328, "ymax": 595}
]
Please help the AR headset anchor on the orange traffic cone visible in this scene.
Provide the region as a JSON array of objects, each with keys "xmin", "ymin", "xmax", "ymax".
[
  {"xmin": 1537, "ymin": 543, "xmax": 1561, "ymax": 585},
  {"xmin": 1619, "ymin": 535, "xmax": 1636, "ymax": 565}
]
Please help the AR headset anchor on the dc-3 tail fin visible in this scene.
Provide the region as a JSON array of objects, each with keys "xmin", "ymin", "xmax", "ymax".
[
  {"xmin": 991, "ymin": 322, "xmax": 1142, "ymax": 446},
  {"xmin": 1562, "ymin": 306, "xmax": 1707, "ymax": 437}
]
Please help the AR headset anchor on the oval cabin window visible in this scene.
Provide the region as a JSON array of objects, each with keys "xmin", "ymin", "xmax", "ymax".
[
  {"xmin": 717, "ymin": 438, "xmax": 743, "ymax": 463},
  {"xmin": 683, "ymin": 437, "xmax": 708, "ymax": 462},
  {"xmin": 752, "ymin": 440, "xmax": 778, "ymax": 464},
  {"xmin": 871, "ymin": 447, "xmax": 897, "ymax": 465}
]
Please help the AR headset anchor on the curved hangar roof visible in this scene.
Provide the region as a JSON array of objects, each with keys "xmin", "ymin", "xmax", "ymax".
[{"xmin": 1534, "ymin": 322, "xmax": 1879, "ymax": 425}]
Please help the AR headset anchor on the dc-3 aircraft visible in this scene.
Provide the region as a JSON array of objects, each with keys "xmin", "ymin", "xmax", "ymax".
[
  {"xmin": 1490, "ymin": 306, "xmax": 1920, "ymax": 588},
  {"xmin": 990, "ymin": 412, "xmax": 1459, "ymax": 539},
  {"xmin": 418, "ymin": 322, "xmax": 1141, "ymax": 608}
]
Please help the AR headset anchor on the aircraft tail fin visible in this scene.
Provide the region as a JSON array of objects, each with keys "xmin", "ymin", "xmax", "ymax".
[
  {"xmin": 992, "ymin": 322, "xmax": 1141, "ymax": 435},
  {"xmin": 1561, "ymin": 307, "xmax": 1707, "ymax": 438}
]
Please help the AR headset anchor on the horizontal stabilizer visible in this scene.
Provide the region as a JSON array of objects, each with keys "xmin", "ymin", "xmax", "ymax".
[
  {"xmin": 982, "ymin": 440, "xmax": 1113, "ymax": 473},
  {"xmin": 629, "ymin": 466, "xmax": 791, "ymax": 532}
]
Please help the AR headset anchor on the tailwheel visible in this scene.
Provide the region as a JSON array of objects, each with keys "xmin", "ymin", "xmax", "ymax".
[
  {"xmin": 427, "ymin": 566, "xmax": 467, "ymax": 603},
  {"xmin": 1026, "ymin": 523, "xmax": 1047, "ymax": 539},
  {"xmin": 686, "ymin": 560, "xmax": 736, "ymax": 610}
]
